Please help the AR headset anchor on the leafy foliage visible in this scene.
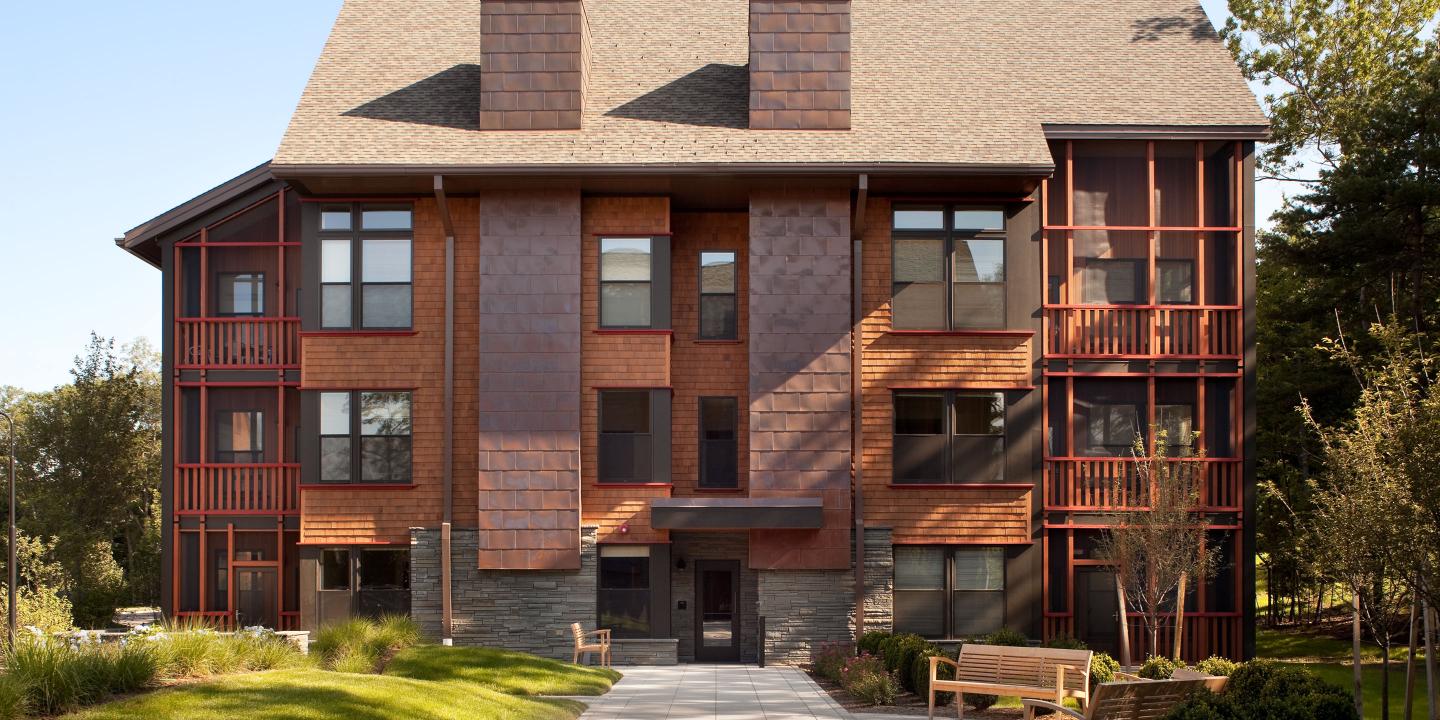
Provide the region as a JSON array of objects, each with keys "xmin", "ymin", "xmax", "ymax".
[
  {"xmin": 812, "ymin": 641, "xmax": 851, "ymax": 683},
  {"xmin": 1139, "ymin": 654, "xmax": 1184, "ymax": 680},
  {"xmin": 1195, "ymin": 655, "xmax": 1240, "ymax": 677},
  {"xmin": 908, "ymin": 644, "xmax": 953, "ymax": 707},
  {"xmin": 1161, "ymin": 659, "xmax": 1357, "ymax": 720},
  {"xmin": 838, "ymin": 653, "xmax": 896, "ymax": 706},
  {"xmin": 856, "ymin": 630, "xmax": 889, "ymax": 656}
]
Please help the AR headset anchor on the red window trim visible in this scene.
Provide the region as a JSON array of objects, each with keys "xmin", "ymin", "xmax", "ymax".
[
  {"xmin": 299, "ymin": 483, "xmax": 417, "ymax": 491},
  {"xmin": 592, "ymin": 329, "xmax": 674, "ymax": 336},
  {"xmin": 886, "ymin": 329, "xmax": 1034, "ymax": 338},
  {"xmin": 299, "ymin": 330, "xmax": 419, "ymax": 338},
  {"xmin": 885, "ymin": 482, "xmax": 1034, "ymax": 491}
]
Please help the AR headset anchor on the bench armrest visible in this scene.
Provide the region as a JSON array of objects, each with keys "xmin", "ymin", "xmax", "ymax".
[
  {"xmin": 1022, "ymin": 699, "xmax": 1084, "ymax": 720},
  {"xmin": 1114, "ymin": 672, "xmax": 1147, "ymax": 682},
  {"xmin": 928, "ymin": 655, "xmax": 960, "ymax": 679}
]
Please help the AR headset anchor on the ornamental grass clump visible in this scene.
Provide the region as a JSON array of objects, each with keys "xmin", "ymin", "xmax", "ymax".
[
  {"xmin": 0, "ymin": 675, "xmax": 30, "ymax": 720},
  {"xmin": 838, "ymin": 653, "xmax": 897, "ymax": 706},
  {"xmin": 312, "ymin": 615, "xmax": 424, "ymax": 673}
]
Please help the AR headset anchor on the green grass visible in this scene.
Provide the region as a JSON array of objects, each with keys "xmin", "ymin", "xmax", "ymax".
[
  {"xmin": 1257, "ymin": 628, "xmax": 1437, "ymax": 720},
  {"xmin": 1307, "ymin": 663, "xmax": 1432, "ymax": 720},
  {"xmin": 63, "ymin": 644, "xmax": 620, "ymax": 720}
]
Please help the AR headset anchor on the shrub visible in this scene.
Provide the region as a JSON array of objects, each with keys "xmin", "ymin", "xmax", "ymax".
[
  {"xmin": 982, "ymin": 627, "xmax": 1029, "ymax": 647},
  {"xmin": 313, "ymin": 615, "xmax": 423, "ymax": 673},
  {"xmin": 1139, "ymin": 654, "xmax": 1184, "ymax": 679},
  {"xmin": 909, "ymin": 644, "xmax": 953, "ymax": 708},
  {"xmin": 812, "ymin": 642, "xmax": 851, "ymax": 683},
  {"xmin": 857, "ymin": 630, "xmax": 890, "ymax": 656},
  {"xmin": 1090, "ymin": 651, "xmax": 1120, "ymax": 691},
  {"xmin": 1195, "ymin": 655, "xmax": 1239, "ymax": 677},
  {"xmin": 1160, "ymin": 660, "xmax": 1357, "ymax": 720},
  {"xmin": 875, "ymin": 634, "xmax": 901, "ymax": 672},
  {"xmin": 885, "ymin": 634, "xmax": 927, "ymax": 677},
  {"xmin": 0, "ymin": 675, "xmax": 30, "ymax": 720},
  {"xmin": 1043, "ymin": 633, "xmax": 1089, "ymax": 650},
  {"xmin": 839, "ymin": 653, "xmax": 897, "ymax": 706}
]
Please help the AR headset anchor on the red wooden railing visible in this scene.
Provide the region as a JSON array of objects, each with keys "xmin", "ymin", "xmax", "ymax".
[
  {"xmin": 175, "ymin": 317, "xmax": 299, "ymax": 368},
  {"xmin": 1044, "ymin": 457, "xmax": 1242, "ymax": 512},
  {"xmin": 1042, "ymin": 612, "xmax": 1242, "ymax": 663},
  {"xmin": 170, "ymin": 611, "xmax": 300, "ymax": 631},
  {"xmin": 1045, "ymin": 306, "xmax": 1241, "ymax": 359},
  {"xmin": 175, "ymin": 464, "xmax": 300, "ymax": 515}
]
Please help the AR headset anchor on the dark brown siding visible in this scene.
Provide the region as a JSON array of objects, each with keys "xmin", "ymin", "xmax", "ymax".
[
  {"xmin": 480, "ymin": 0, "xmax": 588, "ymax": 130},
  {"xmin": 748, "ymin": 0, "xmax": 851, "ymax": 130}
]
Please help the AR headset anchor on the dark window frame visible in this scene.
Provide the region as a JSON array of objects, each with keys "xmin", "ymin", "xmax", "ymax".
[
  {"xmin": 1156, "ymin": 258, "xmax": 1196, "ymax": 305},
  {"xmin": 319, "ymin": 548, "xmax": 351, "ymax": 591},
  {"xmin": 599, "ymin": 237, "xmax": 655, "ymax": 329},
  {"xmin": 1085, "ymin": 402, "xmax": 1143, "ymax": 457},
  {"xmin": 1079, "ymin": 257, "xmax": 1145, "ymax": 306},
  {"xmin": 891, "ymin": 205, "xmax": 1007, "ymax": 330},
  {"xmin": 596, "ymin": 545, "xmax": 654, "ymax": 638},
  {"xmin": 698, "ymin": 396, "xmax": 739, "ymax": 489},
  {"xmin": 894, "ymin": 545, "xmax": 1007, "ymax": 640},
  {"xmin": 698, "ymin": 250, "xmax": 738, "ymax": 340},
  {"xmin": 214, "ymin": 409, "xmax": 265, "ymax": 464},
  {"xmin": 317, "ymin": 390, "xmax": 413, "ymax": 484},
  {"xmin": 598, "ymin": 389, "xmax": 654, "ymax": 484},
  {"xmin": 892, "ymin": 390, "xmax": 1006, "ymax": 485},
  {"xmin": 318, "ymin": 204, "xmax": 414, "ymax": 330},
  {"xmin": 215, "ymin": 271, "xmax": 266, "ymax": 317}
]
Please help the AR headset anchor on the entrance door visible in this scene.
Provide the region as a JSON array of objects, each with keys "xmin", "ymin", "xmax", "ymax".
[
  {"xmin": 1076, "ymin": 568, "xmax": 1121, "ymax": 658},
  {"xmin": 235, "ymin": 568, "xmax": 278, "ymax": 628},
  {"xmin": 695, "ymin": 560, "xmax": 741, "ymax": 662}
]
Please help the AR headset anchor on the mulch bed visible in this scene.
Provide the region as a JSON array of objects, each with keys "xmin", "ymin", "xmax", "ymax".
[{"xmin": 804, "ymin": 667, "xmax": 1028, "ymax": 718}]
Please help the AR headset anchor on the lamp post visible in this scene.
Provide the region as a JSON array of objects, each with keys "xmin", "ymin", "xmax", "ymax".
[{"xmin": 0, "ymin": 410, "xmax": 14, "ymax": 646}]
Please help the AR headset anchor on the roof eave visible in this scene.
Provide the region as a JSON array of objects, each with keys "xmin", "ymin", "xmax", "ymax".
[
  {"xmin": 119, "ymin": 161, "xmax": 275, "ymax": 263},
  {"xmin": 269, "ymin": 161, "xmax": 1059, "ymax": 178},
  {"xmin": 1042, "ymin": 124, "xmax": 1271, "ymax": 141}
]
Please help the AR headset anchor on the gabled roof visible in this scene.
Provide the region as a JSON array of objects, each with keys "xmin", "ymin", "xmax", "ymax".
[
  {"xmin": 117, "ymin": 162, "xmax": 274, "ymax": 268},
  {"xmin": 274, "ymin": 0, "xmax": 1267, "ymax": 174}
]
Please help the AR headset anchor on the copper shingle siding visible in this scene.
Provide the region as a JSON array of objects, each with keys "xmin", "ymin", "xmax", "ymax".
[
  {"xmin": 479, "ymin": 0, "xmax": 586, "ymax": 130},
  {"xmin": 749, "ymin": 0, "xmax": 851, "ymax": 130}
]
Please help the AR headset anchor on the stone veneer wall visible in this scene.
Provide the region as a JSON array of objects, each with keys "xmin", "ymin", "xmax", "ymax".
[
  {"xmin": 670, "ymin": 532, "xmax": 760, "ymax": 663},
  {"xmin": 411, "ymin": 527, "xmax": 597, "ymax": 660},
  {"xmin": 758, "ymin": 528, "xmax": 893, "ymax": 665}
]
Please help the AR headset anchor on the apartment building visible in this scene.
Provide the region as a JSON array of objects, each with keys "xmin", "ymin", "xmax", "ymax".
[{"xmin": 118, "ymin": 0, "xmax": 1264, "ymax": 665}]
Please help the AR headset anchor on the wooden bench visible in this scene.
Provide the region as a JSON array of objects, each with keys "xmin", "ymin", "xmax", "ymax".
[
  {"xmin": 928, "ymin": 644, "xmax": 1093, "ymax": 719},
  {"xmin": 570, "ymin": 622, "xmax": 611, "ymax": 667},
  {"xmin": 1115, "ymin": 667, "xmax": 1229, "ymax": 694},
  {"xmin": 1022, "ymin": 678, "xmax": 1212, "ymax": 719}
]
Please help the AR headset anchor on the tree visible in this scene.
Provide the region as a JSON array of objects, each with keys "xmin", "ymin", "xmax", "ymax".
[
  {"xmin": 16, "ymin": 334, "xmax": 161, "ymax": 626},
  {"xmin": 1098, "ymin": 429, "xmax": 1218, "ymax": 661}
]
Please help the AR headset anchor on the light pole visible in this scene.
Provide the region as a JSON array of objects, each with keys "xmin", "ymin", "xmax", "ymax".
[{"xmin": 0, "ymin": 410, "xmax": 14, "ymax": 646}]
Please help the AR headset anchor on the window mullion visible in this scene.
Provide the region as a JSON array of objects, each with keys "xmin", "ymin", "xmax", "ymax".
[
  {"xmin": 351, "ymin": 391, "xmax": 362, "ymax": 482},
  {"xmin": 351, "ymin": 234, "xmax": 362, "ymax": 329}
]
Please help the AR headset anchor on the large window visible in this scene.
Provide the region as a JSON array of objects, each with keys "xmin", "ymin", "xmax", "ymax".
[
  {"xmin": 895, "ymin": 546, "xmax": 1006, "ymax": 638},
  {"xmin": 318, "ymin": 391, "xmax": 412, "ymax": 483},
  {"xmin": 1080, "ymin": 259, "xmax": 1144, "ymax": 305},
  {"xmin": 1085, "ymin": 403, "xmax": 1141, "ymax": 457},
  {"xmin": 892, "ymin": 206, "xmax": 1006, "ymax": 329},
  {"xmin": 597, "ymin": 545, "xmax": 651, "ymax": 638},
  {"xmin": 1156, "ymin": 403, "xmax": 1195, "ymax": 455},
  {"xmin": 320, "ymin": 549, "xmax": 350, "ymax": 591},
  {"xmin": 600, "ymin": 238, "xmax": 653, "ymax": 328},
  {"xmin": 893, "ymin": 391, "xmax": 1005, "ymax": 484},
  {"xmin": 1156, "ymin": 259, "xmax": 1195, "ymax": 304},
  {"xmin": 356, "ymin": 548, "xmax": 410, "ymax": 618},
  {"xmin": 215, "ymin": 410, "xmax": 264, "ymax": 464},
  {"xmin": 699, "ymin": 397, "xmax": 738, "ymax": 489},
  {"xmin": 699, "ymin": 251, "xmax": 737, "ymax": 340},
  {"xmin": 217, "ymin": 273, "xmax": 265, "ymax": 316},
  {"xmin": 598, "ymin": 390, "xmax": 653, "ymax": 483},
  {"xmin": 319, "ymin": 205, "xmax": 412, "ymax": 330}
]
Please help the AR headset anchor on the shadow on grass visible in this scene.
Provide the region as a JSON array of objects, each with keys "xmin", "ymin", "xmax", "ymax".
[{"xmin": 386, "ymin": 645, "xmax": 622, "ymax": 696}]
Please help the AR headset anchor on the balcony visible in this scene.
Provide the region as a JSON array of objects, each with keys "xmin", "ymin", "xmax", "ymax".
[
  {"xmin": 1044, "ymin": 457, "xmax": 1242, "ymax": 512},
  {"xmin": 176, "ymin": 317, "xmax": 299, "ymax": 369},
  {"xmin": 175, "ymin": 464, "xmax": 300, "ymax": 515},
  {"xmin": 1045, "ymin": 305, "xmax": 1241, "ymax": 359}
]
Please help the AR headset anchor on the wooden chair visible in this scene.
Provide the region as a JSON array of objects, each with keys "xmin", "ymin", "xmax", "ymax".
[
  {"xmin": 570, "ymin": 622, "xmax": 611, "ymax": 667},
  {"xmin": 1022, "ymin": 678, "xmax": 1211, "ymax": 720},
  {"xmin": 928, "ymin": 644, "xmax": 1093, "ymax": 719}
]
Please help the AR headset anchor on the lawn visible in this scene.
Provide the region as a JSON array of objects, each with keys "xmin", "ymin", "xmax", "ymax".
[
  {"xmin": 67, "ymin": 645, "xmax": 621, "ymax": 720},
  {"xmin": 1259, "ymin": 628, "xmax": 1431, "ymax": 720}
]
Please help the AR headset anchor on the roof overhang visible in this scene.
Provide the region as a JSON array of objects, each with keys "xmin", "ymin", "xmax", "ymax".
[
  {"xmin": 1042, "ymin": 124, "xmax": 1271, "ymax": 141},
  {"xmin": 650, "ymin": 497, "xmax": 824, "ymax": 530},
  {"xmin": 117, "ymin": 162, "xmax": 275, "ymax": 268}
]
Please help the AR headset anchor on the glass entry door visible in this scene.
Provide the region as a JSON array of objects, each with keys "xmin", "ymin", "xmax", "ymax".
[{"xmin": 695, "ymin": 560, "xmax": 741, "ymax": 662}]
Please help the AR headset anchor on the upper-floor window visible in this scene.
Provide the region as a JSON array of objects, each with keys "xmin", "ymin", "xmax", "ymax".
[
  {"xmin": 1157, "ymin": 403, "xmax": 1195, "ymax": 455},
  {"xmin": 699, "ymin": 251, "xmax": 738, "ymax": 340},
  {"xmin": 600, "ymin": 238, "xmax": 652, "ymax": 328},
  {"xmin": 893, "ymin": 391, "xmax": 1005, "ymax": 484},
  {"xmin": 319, "ymin": 205, "xmax": 413, "ymax": 330},
  {"xmin": 699, "ymin": 397, "xmax": 738, "ymax": 489},
  {"xmin": 1079, "ymin": 258, "xmax": 1195, "ymax": 306},
  {"xmin": 319, "ymin": 391, "xmax": 412, "ymax": 483},
  {"xmin": 1086, "ymin": 403, "xmax": 1140, "ymax": 457},
  {"xmin": 217, "ymin": 273, "xmax": 265, "ymax": 316},
  {"xmin": 599, "ymin": 390, "xmax": 653, "ymax": 483},
  {"xmin": 215, "ymin": 410, "xmax": 263, "ymax": 464},
  {"xmin": 892, "ymin": 206, "xmax": 1006, "ymax": 330}
]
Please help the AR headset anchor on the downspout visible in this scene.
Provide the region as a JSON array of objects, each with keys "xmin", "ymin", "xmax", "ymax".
[
  {"xmin": 851, "ymin": 174, "xmax": 868, "ymax": 643},
  {"xmin": 434, "ymin": 175, "xmax": 457, "ymax": 646}
]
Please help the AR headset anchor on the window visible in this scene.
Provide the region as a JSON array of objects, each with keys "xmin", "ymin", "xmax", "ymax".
[
  {"xmin": 1080, "ymin": 259, "xmax": 1144, "ymax": 305},
  {"xmin": 597, "ymin": 545, "xmax": 651, "ymax": 638},
  {"xmin": 600, "ymin": 238, "xmax": 652, "ymax": 328},
  {"xmin": 317, "ymin": 391, "xmax": 412, "ymax": 483},
  {"xmin": 217, "ymin": 273, "xmax": 264, "ymax": 316},
  {"xmin": 699, "ymin": 251, "xmax": 737, "ymax": 339},
  {"xmin": 893, "ymin": 391, "xmax": 1005, "ymax": 484},
  {"xmin": 356, "ymin": 548, "xmax": 410, "ymax": 617},
  {"xmin": 1086, "ymin": 403, "xmax": 1141, "ymax": 456},
  {"xmin": 1157, "ymin": 259, "xmax": 1195, "ymax": 304},
  {"xmin": 895, "ymin": 546, "xmax": 1006, "ymax": 638},
  {"xmin": 1156, "ymin": 404, "xmax": 1195, "ymax": 455},
  {"xmin": 215, "ymin": 410, "xmax": 263, "ymax": 464},
  {"xmin": 699, "ymin": 397, "xmax": 738, "ymax": 489},
  {"xmin": 892, "ymin": 206, "xmax": 1006, "ymax": 329},
  {"xmin": 320, "ymin": 549, "xmax": 350, "ymax": 591},
  {"xmin": 598, "ymin": 390, "xmax": 652, "ymax": 483},
  {"xmin": 318, "ymin": 205, "xmax": 412, "ymax": 329}
]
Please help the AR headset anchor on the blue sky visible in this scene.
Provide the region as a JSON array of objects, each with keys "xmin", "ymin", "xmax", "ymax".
[{"xmin": 0, "ymin": 0, "xmax": 1277, "ymax": 391}]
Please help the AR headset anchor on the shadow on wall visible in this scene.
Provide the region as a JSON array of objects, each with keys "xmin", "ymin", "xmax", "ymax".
[
  {"xmin": 344, "ymin": 64, "xmax": 482, "ymax": 131},
  {"xmin": 605, "ymin": 63, "xmax": 749, "ymax": 129},
  {"xmin": 1131, "ymin": 13, "xmax": 1216, "ymax": 42}
]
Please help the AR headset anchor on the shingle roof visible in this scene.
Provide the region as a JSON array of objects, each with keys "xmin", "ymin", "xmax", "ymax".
[{"xmin": 273, "ymin": 0, "xmax": 1267, "ymax": 172}]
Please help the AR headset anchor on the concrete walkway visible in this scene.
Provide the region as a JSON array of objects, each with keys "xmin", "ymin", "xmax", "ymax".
[{"xmin": 572, "ymin": 664, "xmax": 853, "ymax": 720}]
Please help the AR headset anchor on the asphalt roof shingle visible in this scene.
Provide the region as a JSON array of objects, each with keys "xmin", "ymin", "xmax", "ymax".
[{"xmin": 273, "ymin": 0, "xmax": 1267, "ymax": 171}]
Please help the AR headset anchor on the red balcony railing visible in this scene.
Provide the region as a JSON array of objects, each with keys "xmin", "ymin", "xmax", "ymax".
[
  {"xmin": 1044, "ymin": 457, "xmax": 1242, "ymax": 512},
  {"xmin": 1045, "ymin": 306, "xmax": 1241, "ymax": 359},
  {"xmin": 176, "ymin": 317, "xmax": 299, "ymax": 368},
  {"xmin": 1043, "ymin": 612, "xmax": 1242, "ymax": 663},
  {"xmin": 176, "ymin": 464, "xmax": 300, "ymax": 515}
]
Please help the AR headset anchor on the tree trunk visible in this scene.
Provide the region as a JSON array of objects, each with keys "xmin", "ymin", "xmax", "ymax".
[
  {"xmin": 1386, "ymin": 644, "xmax": 1393, "ymax": 720},
  {"xmin": 1425, "ymin": 602, "xmax": 1437, "ymax": 720},
  {"xmin": 1357, "ymin": 592, "xmax": 1367, "ymax": 719},
  {"xmin": 1117, "ymin": 573, "xmax": 1131, "ymax": 667},
  {"xmin": 1408, "ymin": 592, "xmax": 1419, "ymax": 720},
  {"xmin": 1174, "ymin": 573, "xmax": 1187, "ymax": 661}
]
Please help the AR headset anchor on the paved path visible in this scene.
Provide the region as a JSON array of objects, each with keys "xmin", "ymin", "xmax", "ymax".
[{"xmin": 571, "ymin": 664, "xmax": 853, "ymax": 720}]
